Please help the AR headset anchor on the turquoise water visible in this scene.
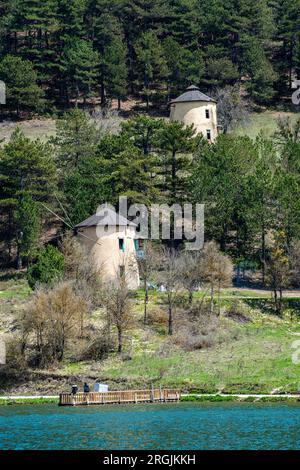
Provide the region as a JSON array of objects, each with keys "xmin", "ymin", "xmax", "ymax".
[{"xmin": 0, "ymin": 402, "xmax": 300, "ymax": 450}]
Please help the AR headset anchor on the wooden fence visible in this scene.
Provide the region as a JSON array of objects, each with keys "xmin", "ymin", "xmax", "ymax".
[{"xmin": 59, "ymin": 389, "xmax": 181, "ymax": 406}]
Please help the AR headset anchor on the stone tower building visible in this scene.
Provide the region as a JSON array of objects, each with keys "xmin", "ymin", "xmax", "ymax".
[
  {"xmin": 75, "ymin": 207, "xmax": 140, "ymax": 290},
  {"xmin": 169, "ymin": 85, "xmax": 218, "ymax": 142}
]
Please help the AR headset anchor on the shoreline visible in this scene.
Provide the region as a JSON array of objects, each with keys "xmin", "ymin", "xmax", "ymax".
[{"xmin": 0, "ymin": 393, "xmax": 300, "ymax": 405}]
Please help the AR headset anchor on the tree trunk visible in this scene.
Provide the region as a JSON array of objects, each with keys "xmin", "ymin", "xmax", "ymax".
[
  {"xmin": 188, "ymin": 290, "xmax": 193, "ymax": 304},
  {"xmin": 143, "ymin": 279, "xmax": 149, "ymax": 324},
  {"xmin": 261, "ymin": 224, "xmax": 266, "ymax": 285},
  {"xmin": 117, "ymin": 327, "xmax": 122, "ymax": 353},
  {"xmin": 118, "ymin": 98, "xmax": 121, "ymax": 110},
  {"xmin": 100, "ymin": 81, "xmax": 105, "ymax": 107},
  {"xmin": 279, "ymin": 287, "xmax": 283, "ymax": 315},
  {"xmin": 218, "ymin": 280, "xmax": 221, "ymax": 316},
  {"xmin": 168, "ymin": 302, "xmax": 173, "ymax": 335},
  {"xmin": 171, "ymin": 149, "xmax": 176, "ymax": 201},
  {"xmin": 16, "ymin": 247, "xmax": 22, "ymax": 270},
  {"xmin": 210, "ymin": 283, "xmax": 214, "ymax": 315},
  {"xmin": 274, "ymin": 289, "xmax": 279, "ymax": 314}
]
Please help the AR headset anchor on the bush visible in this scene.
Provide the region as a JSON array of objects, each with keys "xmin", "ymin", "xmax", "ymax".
[
  {"xmin": 23, "ymin": 282, "xmax": 88, "ymax": 366},
  {"xmin": 80, "ymin": 331, "xmax": 113, "ymax": 361},
  {"xmin": 27, "ymin": 245, "xmax": 65, "ymax": 289},
  {"xmin": 225, "ymin": 301, "xmax": 251, "ymax": 323},
  {"xmin": 148, "ymin": 307, "xmax": 168, "ymax": 326}
]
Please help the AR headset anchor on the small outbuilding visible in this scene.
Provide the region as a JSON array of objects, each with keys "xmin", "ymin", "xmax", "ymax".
[
  {"xmin": 75, "ymin": 206, "xmax": 140, "ymax": 290},
  {"xmin": 169, "ymin": 85, "xmax": 218, "ymax": 142}
]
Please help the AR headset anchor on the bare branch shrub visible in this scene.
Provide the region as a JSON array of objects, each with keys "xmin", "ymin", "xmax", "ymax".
[
  {"xmin": 155, "ymin": 248, "xmax": 183, "ymax": 335},
  {"xmin": 103, "ymin": 274, "xmax": 133, "ymax": 353},
  {"xmin": 200, "ymin": 241, "xmax": 233, "ymax": 315},
  {"xmin": 23, "ymin": 282, "xmax": 88, "ymax": 366}
]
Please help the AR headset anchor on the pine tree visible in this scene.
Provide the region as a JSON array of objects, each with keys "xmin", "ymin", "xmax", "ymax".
[
  {"xmin": 0, "ymin": 54, "xmax": 44, "ymax": 115},
  {"xmin": 61, "ymin": 39, "xmax": 99, "ymax": 105},
  {"xmin": 241, "ymin": 37, "xmax": 277, "ymax": 104},
  {"xmin": 0, "ymin": 128, "xmax": 57, "ymax": 264},
  {"xmin": 103, "ymin": 33, "xmax": 128, "ymax": 109},
  {"xmin": 134, "ymin": 31, "xmax": 169, "ymax": 108}
]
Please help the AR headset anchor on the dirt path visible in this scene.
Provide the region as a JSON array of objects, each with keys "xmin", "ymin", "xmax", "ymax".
[{"xmin": 234, "ymin": 288, "xmax": 300, "ymax": 298}]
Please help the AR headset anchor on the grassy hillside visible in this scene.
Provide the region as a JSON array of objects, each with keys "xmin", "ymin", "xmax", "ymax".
[
  {"xmin": 233, "ymin": 110, "xmax": 300, "ymax": 139},
  {"xmin": 1, "ymin": 273, "xmax": 300, "ymax": 395},
  {"xmin": 1, "ymin": 109, "xmax": 300, "ymax": 143}
]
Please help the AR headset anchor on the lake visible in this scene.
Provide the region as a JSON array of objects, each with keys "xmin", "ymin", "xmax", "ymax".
[{"xmin": 0, "ymin": 402, "xmax": 300, "ymax": 450}]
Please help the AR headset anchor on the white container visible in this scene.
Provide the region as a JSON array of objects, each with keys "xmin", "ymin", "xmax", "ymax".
[{"xmin": 94, "ymin": 383, "xmax": 109, "ymax": 392}]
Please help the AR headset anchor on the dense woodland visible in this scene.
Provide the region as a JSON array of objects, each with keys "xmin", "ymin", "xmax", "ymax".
[
  {"xmin": 0, "ymin": 0, "xmax": 300, "ymax": 112},
  {"xmin": 1, "ymin": 110, "xmax": 300, "ymax": 294}
]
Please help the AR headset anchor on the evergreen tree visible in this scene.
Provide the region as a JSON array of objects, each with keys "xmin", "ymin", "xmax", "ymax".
[
  {"xmin": 61, "ymin": 39, "xmax": 99, "ymax": 105},
  {"xmin": 163, "ymin": 37, "xmax": 204, "ymax": 96},
  {"xmin": 102, "ymin": 33, "xmax": 128, "ymax": 109},
  {"xmin": 134, "ymin": 31, "xmax": 168, "ymax": 108},
  {"xmin": 241, "ymin": 37, "xmax": 277, "ymax": 104},
  {"xmin": 15, "ymin": 195, "xmax": 41, "ymax": 268},
  {"xmin": 53, "ymin": 108, "xmax": 100, "ymax": 170},
  {"xmin": 158, "ymin": 121, "xmax": 196, "ymax": 203},
  {"xmin": 0, "ymin": 128, "xmax": 57, "ymax": 264},
  {"xmin": 0, "ymin": 55, "xmax": 44, "ymax": 115}
]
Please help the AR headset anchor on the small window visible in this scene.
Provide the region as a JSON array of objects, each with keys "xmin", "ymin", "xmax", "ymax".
[
  {"xmin": 205, "ymin": 109, "xmax": 210, "ymax": 119},
  {"xmin": 119, "ymin": 238, "xmax": 125, "ymax": 251},
  {"xmin": 206, "ymin": 129, "xmax": 211, "ymax": 140}
]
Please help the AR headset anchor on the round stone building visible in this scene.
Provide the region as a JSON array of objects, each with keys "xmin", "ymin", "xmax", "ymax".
[{"xmin": 169, "ymin": 85, "xmax": 218, "ymax": 142}]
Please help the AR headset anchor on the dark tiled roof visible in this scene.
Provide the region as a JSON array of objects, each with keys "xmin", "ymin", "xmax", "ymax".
[
  {"xmin": 170, "ymin": 85, "xmax": 216, "ymax": 104},
  {"xmin": 75, "ymin": 207, "xmax": 137, "ymax": 228}
]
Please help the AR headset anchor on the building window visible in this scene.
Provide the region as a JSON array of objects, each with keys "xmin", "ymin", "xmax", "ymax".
[
  {"xmin": 134, "ymin": 239, "xmax": 143, "ymax": 250},
  {"xmin": 206, "ymin": 129, "xmax": 211, "ymax": 140},
  {"xmin": 205, "ymin": 109, "xmax": 210, "ymax": 119},
  {"xmin": 119, "ymin": 238, "xmax": 125, "ymax": 251}
]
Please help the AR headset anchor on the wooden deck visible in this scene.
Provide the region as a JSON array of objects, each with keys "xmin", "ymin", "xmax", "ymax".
[{"xmin": 59, "ymin": 389, "xmax": 181, "ymax": 406}]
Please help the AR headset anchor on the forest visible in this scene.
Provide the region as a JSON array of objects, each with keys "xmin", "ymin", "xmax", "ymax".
[{"xmin": 0, "ymin": 0, "xmax": 299, "ymax": 113}]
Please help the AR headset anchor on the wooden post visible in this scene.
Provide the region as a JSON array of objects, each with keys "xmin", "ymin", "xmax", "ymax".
[{"xmin": 150, "ymin": 384, "xmax": 154, "ymax": 403}]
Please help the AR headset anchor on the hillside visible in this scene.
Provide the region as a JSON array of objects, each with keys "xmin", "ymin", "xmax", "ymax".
[
  {"xmin": 1, "ymin": 273, "xmax": 300, "ymax": 395},
  {"xmin": 1, "ymin": 109, "xmax": 300, "ymax": 143}
]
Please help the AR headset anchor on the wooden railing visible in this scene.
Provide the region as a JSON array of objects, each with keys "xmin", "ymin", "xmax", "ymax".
[{"xmin": 59, "ymin": 389, "xmax": 181, "ymax": 406}]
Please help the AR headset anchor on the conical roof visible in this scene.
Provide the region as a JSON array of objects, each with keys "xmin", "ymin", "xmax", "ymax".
[
  {"xmin": 170, "ymin": 85, "xmax": 216, "ymax": 104},
  {"xmin": 75, "ymin": 207, "xmax": 137, "ymax": 228}
]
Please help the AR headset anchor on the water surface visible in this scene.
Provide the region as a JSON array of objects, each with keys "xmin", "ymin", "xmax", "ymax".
[{"xmin": 0, "ymin": 402, "xmax": 300, "ymax": 450}]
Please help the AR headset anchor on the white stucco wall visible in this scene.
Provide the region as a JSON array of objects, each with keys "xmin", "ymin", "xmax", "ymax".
[
  {"xmin": 170, "ymin": 101, "xmax": 218, "ymax": 142},
  {"xmin": 76, "ymin": 225, "xmax": 140, "ymax": 290}
]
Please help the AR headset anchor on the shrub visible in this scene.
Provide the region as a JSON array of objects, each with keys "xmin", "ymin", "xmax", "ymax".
[
  {"xmin": 23, "ymin": 282, "xmax": 88, "ymax": 366},
  {"xmin": 27, "ymin": 245, "xmax": 65, "ymax": 289},
  {"xmin": 80, "ymin": 331, "xmax": 113, "ymax": 361}
]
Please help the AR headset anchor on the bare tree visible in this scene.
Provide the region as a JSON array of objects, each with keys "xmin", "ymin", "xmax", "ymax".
[
  {"xmin": 138, "ymin": 242, "xmax": 161, "ymax": 324},
  {"xmin": 60, "ymin": 232, "xmax": 104, "ymax": 311},
  {"xmin": 104, "ymin": 273, "xmax": 132, "ymax": 353},
  {"xmin": 265, "ymin": 234, "xmax": 290, "ymax": 314},
  {"xmin": 24, "ymin": 282, "xmax": 88, "ymax": 365},
  {"xmin": 212, "ymin": 85, "xmax": 250, "ymax": 134},
  {"xmin": 156, "ymin": 248, "xmax": 182, "ymax": 335},
  {"xmin": 200, "ymin": 241, "xmax": 233, "ymax": 315},
  {"xmin": 178, "ymin": 252, "xmax": 202, "ymax": 304}
]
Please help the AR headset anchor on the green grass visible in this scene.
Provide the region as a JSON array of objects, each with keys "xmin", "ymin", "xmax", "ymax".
[
  {"xmin": 181, "ymin": 394, "xmax": 300, "ymax": 403},
  {"xmin": 1, "ymin": 272, "xmax": 300, "ymax": 395},
  {"xmin": 0, "ymin": 397, "xmax": 58, "ymax": 405},
  {"xmin": 98, "ymin": 298, "xmax": 300, "ymax": 393}
]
